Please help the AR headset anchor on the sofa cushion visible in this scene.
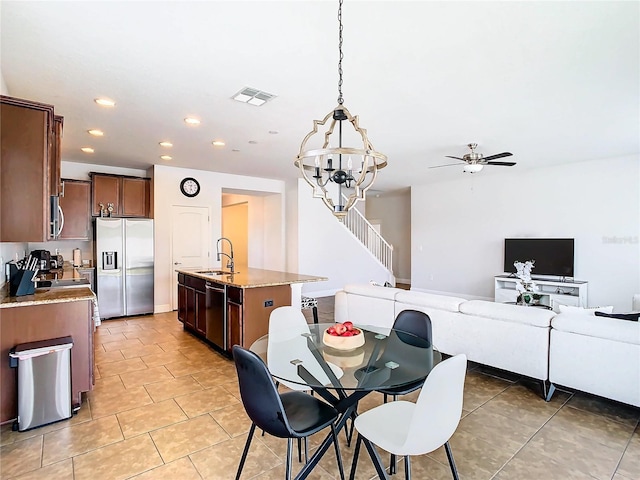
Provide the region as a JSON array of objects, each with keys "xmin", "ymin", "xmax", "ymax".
[
  {"xmin": 459, "ymin": 300, "xmax": 555, "ymax": 328},
  {"xmin": 343, "ymin": 283, "xmax": 401, "ymax": 301},
  {"xmin": 395, "ymin": 291, "xmax": 466, "ymax": 313},
  {"xmin": 552, "ymin": 313, "xmax": 640, "ymax": 345}
]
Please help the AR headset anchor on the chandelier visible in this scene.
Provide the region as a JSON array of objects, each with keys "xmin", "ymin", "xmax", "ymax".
[{"xmin": 295, "ymin": 0, "xmax": 387, "ymax": 219}]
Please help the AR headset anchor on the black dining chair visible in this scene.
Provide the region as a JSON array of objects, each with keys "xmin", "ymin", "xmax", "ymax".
[
  {"xmin": 377, "ymin": 309, "xmax": 433, "ymax": 403},
  {"xmin": 376, "ymin": 309, "xmax": 432, "ymax": 475},
  {"xmin": 232, "ymin": 345, "xmax": 345, "ymax": 480}
]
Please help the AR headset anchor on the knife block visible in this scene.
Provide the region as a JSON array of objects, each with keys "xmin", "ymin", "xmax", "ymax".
[{"xmin": 9, "ymin": 265, "xmax": 36, "ymax": 296}]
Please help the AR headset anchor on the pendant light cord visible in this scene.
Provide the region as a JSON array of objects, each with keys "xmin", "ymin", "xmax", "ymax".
[{"xmin": 337, "ymin": 0, "xmax": 344, "ymax": 105}]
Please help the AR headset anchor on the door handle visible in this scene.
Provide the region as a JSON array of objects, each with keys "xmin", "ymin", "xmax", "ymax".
[{"xmin": 174, "ymin": 262, "xmax": 182, "ymax": 265}]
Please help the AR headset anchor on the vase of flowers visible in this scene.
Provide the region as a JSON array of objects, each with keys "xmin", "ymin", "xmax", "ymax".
[{"xmin": 514, "ymin": 260, "xmax": 537, "ymax": 305}]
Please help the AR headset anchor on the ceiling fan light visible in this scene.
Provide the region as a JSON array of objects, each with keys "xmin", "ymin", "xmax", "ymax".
[{"xmin": 463, "ymin": 163, "xmax": 483, "ymax": 173}]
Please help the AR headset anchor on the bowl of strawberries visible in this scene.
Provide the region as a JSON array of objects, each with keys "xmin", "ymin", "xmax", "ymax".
[{"xmin": 322, "ymin": 321, "xmax": 365, "ymax": 351}]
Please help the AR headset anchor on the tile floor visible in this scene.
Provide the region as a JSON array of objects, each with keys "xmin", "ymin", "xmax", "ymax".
[{"xmin": 1, "ymin": 297, "xmax": 639, "ymax": 480}]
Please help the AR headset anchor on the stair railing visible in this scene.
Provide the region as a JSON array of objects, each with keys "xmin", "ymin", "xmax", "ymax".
[{"xmin": 341, "ymin": 198, "xmax": 393, "ymax": 272}]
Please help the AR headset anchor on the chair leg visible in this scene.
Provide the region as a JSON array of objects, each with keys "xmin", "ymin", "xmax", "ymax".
[
  {"xmin": 331, "ymin": 424, "xmax": 346, "ymax": 480},
  {"xmin": 235, "ymin": 423, "xmax": 256, "ymax": 480},
  {"xmin": 297, "ymin": 437, "xmax": 302, "ymax": 463},
  {"xmin": 348, "ymin": 433, "xmax": 363, "ymax": 480},
  {"xmin": 304, "ymin": 437, "xmax": 309, "ymax": 463},
  {"xmin": 312, "ymin": 305, "xmax": 319, "ymax": 324},
  {"xmin": 285, "ymin": 438, "xmax": 293, "ymax": 480},
  {"xmin": 444, "ymin": 441, "xmax": 460, "ymax": 480},
  {"xmin": 388, "ymin": 394, "xmax": 398, "ymax": 474},
  {"xmin": 404, "ymin": 455, "xmax": 411, "ymax": 480}
]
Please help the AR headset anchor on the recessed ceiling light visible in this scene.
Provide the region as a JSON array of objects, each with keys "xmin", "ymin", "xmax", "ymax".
[
  {"xmin": 88, "ymin": 129, "xmax": 104, "ymax": 136},
  {"xmin": 212, "ymin": 140, "xmax": 225, "ymax": 147},
  {"xmin": 268, "ymin": 130, "xmax": 279, "ymax": 135},
  {"xmin": 232, "ymin": 87, "xmax": 276, "ymax": 107},
  {"xmin": 81, "ymin": 147, "xmax": 95, "ymax": 153},
  {"xmin": 248, "ymin": 140, "xmax": 258, "ymax": 145},
  {"xmin": 184, "ymin": 117, "xmax": 200, "ymax": 126},
  {"xmin": 160, "ymin": 155, "xmax": 172, "ymax": 161},
  {"xmin": 159, "ymin": 141, "xmax": 173, "ymax": 148},
  {"xmin": 94, "ymin": 98, "xmax": 115, "ymax": 107}
]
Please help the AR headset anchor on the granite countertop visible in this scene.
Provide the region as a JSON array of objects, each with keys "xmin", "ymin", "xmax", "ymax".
[
  {"xmin": 0, "ymin": 285, "xmax": 95, "ymax": 309},
  {"xmin": 1, "ymin": 264, "xmax": 95, "ymax": 309},
  {"xmin": 176, "ymin": 267, "xmax": 327, "ymax": 288}
]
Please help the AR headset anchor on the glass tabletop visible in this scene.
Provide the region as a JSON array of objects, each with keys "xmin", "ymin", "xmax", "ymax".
[{"xmin": 250, "ymin": 322, "xmax": 441, "ymax": 392}]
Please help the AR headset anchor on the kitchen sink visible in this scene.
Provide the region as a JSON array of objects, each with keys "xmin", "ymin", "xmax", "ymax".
[
  {"xmin": 196, "ymin": 270, "xmax": 239, "ymax": 275},
  {"xmin": 36, "ymin": 278, "xmax": 91, "ymax": 289}
]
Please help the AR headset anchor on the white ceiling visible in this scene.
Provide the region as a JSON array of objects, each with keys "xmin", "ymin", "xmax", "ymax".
[{"xmin": 2, "ymin": 1, "xmax": 638, "ymax": 192}]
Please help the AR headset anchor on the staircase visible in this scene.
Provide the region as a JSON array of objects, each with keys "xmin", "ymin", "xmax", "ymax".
[{"xmin": 341, "ymin": 199, "xmax": 394, "ymax": 283}]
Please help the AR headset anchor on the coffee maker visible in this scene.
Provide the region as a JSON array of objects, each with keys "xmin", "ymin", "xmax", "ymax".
[{"xmin": 30, "ymin": 249, "xmax": 51, "ymax": 272}]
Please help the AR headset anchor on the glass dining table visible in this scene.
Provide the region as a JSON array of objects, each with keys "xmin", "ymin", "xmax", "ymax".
[{"xmin": 250, "ymin": 322, "xmax": 441, "ymax": 479}]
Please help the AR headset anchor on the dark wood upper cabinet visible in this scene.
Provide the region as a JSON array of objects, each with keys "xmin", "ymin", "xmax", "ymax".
[
  {"xmin": 121, "ymin": 177, "xmax": 149, "ymax": 217},
  {"xmin": 50, "ymin": 115, "xmax": 63, "ymax": 197},
  {"xmin": 0, "ymin": 95, "xmax": 60, "ymax": 242},
  {"xmin": 91, "ymin": 173, "xmax": 150, "ymax": 218},
  {"xmin": 59, "ymin": 179, "xmax": 91, "ymax": 240},
  {"xmin": 91, "ymin": 173, "xmax": 120, "ymax": 216}
]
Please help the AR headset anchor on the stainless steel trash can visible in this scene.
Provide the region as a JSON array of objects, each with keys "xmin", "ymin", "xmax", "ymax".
[{"xmin": 9, "ymin": 336, "xmax": 73, "ymax": 431}]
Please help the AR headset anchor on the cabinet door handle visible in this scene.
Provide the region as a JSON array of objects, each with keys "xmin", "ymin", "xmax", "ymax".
[
  {"xmin": 174, "ymin": 262, "xmax": 182, "ymax": 265},
  {"xmin": 57, "ymin": 205, "xmax": 64, "ymax": 237}
]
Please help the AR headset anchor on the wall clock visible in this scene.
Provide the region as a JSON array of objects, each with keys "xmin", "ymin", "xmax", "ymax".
[{"xmin": 180, "ymin": 177, "xmax": 200, "ymax": 197}]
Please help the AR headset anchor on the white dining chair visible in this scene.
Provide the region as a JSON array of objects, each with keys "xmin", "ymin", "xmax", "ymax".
[{"xmin": 349, "ymin": 354, "xmax": 467, "ymax": 480}]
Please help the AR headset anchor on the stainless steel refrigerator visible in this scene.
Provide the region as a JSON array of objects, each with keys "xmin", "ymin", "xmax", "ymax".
[{"xmin": 96, "ymin": 218, "xmax": 154, "ymax": 319}]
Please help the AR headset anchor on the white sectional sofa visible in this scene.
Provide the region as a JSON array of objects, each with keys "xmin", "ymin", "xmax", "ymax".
[
  {"xmin": 549, "ymin": 313, "xmax": 640, "ymax": 407},
  {"xmin": 334, "ymin": 284, "xmax": 640, "ymax": 407}
]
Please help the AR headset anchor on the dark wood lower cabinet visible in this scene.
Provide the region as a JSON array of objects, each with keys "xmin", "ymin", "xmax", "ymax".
[
  {"xmin": 0, "ymin": 299, "xmax": 94, "ymax": 423},
  {"xmin": 195, "ymin": 289, "xmax": 207, "ymax": 336},
  {"xmin": 177, "ymin": 273, "xmax": 292, "ymax": 355},
  {"xmin": 227, "ymin": 287, "xmax": 243, "ymax": 350}
]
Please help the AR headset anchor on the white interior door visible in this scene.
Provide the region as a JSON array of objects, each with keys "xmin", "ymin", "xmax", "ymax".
[{"xmin": 171, "ymin": 205, "xmax": 210, "ymax": 310}]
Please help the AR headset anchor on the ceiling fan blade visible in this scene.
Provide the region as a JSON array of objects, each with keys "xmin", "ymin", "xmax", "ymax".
[
  {"xmin": 429, "ymin": 163, "xmax": 462, "ymax": 169},
  {"xmin": 486, "ymin": 161, "xmax": 516, "ymax": 166},
  {"xmin": 444, "ymin": 156, "xmax": 466, "ymax": 161},
  {"xmin": 482, "ymin": 152, "xmax": 513, "ymax": 161}
]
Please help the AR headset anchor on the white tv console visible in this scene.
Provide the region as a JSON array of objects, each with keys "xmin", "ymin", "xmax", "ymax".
[{"xmin": 494, "ymin": 275, "xmax": 588, "ymax": 311}]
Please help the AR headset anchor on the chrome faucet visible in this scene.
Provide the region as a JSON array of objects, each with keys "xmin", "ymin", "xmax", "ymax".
[{"xmin": 216, "ymin": 237, "xmax": 235, "ymax": 273}]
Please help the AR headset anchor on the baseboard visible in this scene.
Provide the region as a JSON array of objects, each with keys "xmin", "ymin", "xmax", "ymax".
[{"xmin": 154, "ymin": 304, "xmax": 173, "ymax": 314}]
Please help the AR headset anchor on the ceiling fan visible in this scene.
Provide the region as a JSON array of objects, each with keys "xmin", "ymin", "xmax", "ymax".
[{"xmin": 431, "ymin": 143, "xmax": 516, "ymax": 173}]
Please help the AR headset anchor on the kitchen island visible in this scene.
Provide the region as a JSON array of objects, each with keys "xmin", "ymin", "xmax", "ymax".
[
  {"xmin": 0, "ymin": 285, "xmax": 95, "ymax": 424},
  {"xmin": 176, "ymin": 268, "xmax": 326, "ymax": 355}
]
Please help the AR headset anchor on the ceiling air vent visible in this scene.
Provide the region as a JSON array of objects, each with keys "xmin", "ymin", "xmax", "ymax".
[{"xmin": 232, "ymin": 87, "xmax": 276, "ymax": 106}]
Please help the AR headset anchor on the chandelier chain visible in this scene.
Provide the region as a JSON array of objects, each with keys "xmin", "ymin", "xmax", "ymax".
[{"xmin": 337, "ymin": 0, "xmax": 344, "ymax": 105}]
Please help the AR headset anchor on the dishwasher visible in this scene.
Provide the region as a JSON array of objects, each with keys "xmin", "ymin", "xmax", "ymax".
[{"xmin": 205, "ymin": 282, "xmax": 226, "ymax": 350}]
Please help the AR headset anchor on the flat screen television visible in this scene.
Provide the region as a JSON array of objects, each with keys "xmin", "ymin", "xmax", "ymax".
[{"xmin": 503, "ymin": 238, "xmax": 574, "ymax": 277}]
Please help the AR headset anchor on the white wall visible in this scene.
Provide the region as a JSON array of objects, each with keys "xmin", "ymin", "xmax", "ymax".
[
  {"xmin": 1, "ymin": 72, "xmax": 9, "ymax": 95},
  {"xmin": 366, "ymin": 189, "xmax": 411, "ymax": 282},
  {"xmin": 297, "ymin": 179, "xmax": 394, "ymax": 297},
  {"xmin": 152, "ymin": 165, "xmax": 286, "ymax": 312},
  {"xmin": 411, "ymin": 155, "xmax": 640, "ymax": 312}
]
